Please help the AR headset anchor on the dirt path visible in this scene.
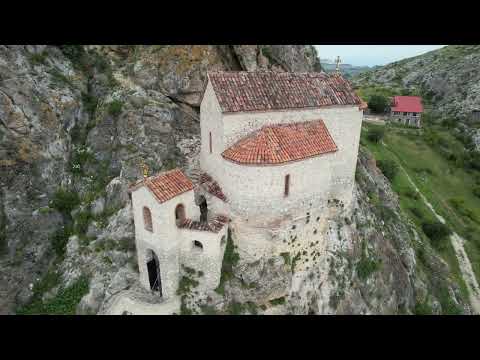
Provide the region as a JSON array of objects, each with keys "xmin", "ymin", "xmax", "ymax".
[
  {"xmin": 103, "ymin": 292, "xmax": 180, "ymax": 315},
  {"xmin": 397, "ymin": 159, "xmax": 480, "ymax": 314}
]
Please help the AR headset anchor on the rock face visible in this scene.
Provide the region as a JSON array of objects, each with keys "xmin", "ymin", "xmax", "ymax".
[{"xmin": 0, "ymin": 45, "xmax": 321, "ymax": 314}]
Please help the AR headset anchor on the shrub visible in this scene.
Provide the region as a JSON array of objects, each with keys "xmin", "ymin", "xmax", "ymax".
[
  {"xmin": 367, "ymin": 126, "xmax": 385, "ymax": 143},
  {"xmin": 50, "ymin": 189, "xmax": 80, "ymax": 216},
  {"xmin": 107, "ymin": 100, "xmax": 124, "ymax": 118},
  {"xmin": 377, "ymin": 159, "xmax": 398, "ymax": 181},
  {"xmin": 473, "ymin": 187, "xmax": 480, "ymax": 199},
  {"xmin": 17, "ymin": 275, "xmax": 89, "ymax": 315},
  {"xmin": 368, "ymin": 94, "xmax": 389, "ymax": 114},
  {"xmin": 51, "ymin": 225, "xmax": 73, "ymax": 259},
  {"xmin": 270, "ymin": 297, "xmax": 286, "ymax": 306},
  {"xmin": 422, "ymin": 221, "xmax": 451, "ymax": 249},
  {"xmin": 357, "ymin": 256, "xmax": 380, "ymax": 280}
]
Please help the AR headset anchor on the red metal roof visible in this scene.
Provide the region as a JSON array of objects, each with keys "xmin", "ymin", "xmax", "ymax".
[
  {"xmin": 221, "ymin": 120, "xmax": 337, "ymax": 165},
  {"xmin": 391, "ymin": 96, "xmax": 423, "ymax": 113},
  {"xmin": 130, "ymin": 169, "xmax": 194, "ymax": 204},
  {"xmin": 207, "ymin": 71, "xmax": 363, "ymax": 113}
]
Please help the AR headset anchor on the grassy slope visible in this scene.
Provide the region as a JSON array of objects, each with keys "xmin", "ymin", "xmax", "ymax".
[{"xmin": 361, "ymin": 123, "xmax": 477, "ymax": 304}]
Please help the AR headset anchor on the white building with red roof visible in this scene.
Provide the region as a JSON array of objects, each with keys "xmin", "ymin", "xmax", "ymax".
[
  {"xmin": 129, "ymin": 71, "xmax": 364, "ymax": 301},
  {"xmin": 390, "ymin": 96, "xmax": 424, "ymax": 127}
]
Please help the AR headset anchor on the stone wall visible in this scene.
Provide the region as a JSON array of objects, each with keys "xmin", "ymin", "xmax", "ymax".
[{"xmin": 390, "ymin": 111, "xmax": 421, "ymax": 127}]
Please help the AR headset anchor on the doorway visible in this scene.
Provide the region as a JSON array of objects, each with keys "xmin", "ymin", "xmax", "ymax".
[
  {"xmin": 146, "ymin": 250, "xmax": 162, "ymax": 296},
  {"xmin": 199, "ymin": 195, "xmax": 208, "ymax": 223}
]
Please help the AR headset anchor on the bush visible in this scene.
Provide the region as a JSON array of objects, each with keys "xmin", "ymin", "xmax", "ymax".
[
  {"xmin": 367, "ymin": 126, "xmax": 386, "ymax": 143},
  {"xmin": 377, "ymin": 159, "xmax": 398, "ymax": 181},
  {"xmin": 473, "ymin": 187, "xmax": 480, "ymax": 199},
  {"xmin": 107, "ymin": 100, "xmax": 124, "ymax": 118},
  {"xmin": 368, "ymin": 94, "xmax": 389, "ymax": 114},
  {"xmin": 51, "ymin": 225, "xmax": 73, "ymax": 259},
  {"xmin": 50, "ymin": 189, "xmax": 80, "ymax": 216},
  {"xmin": 422, "ymin": 221, "xmax": 451, "ymax": 249}
]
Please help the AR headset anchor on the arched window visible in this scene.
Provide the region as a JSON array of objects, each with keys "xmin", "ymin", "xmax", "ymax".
[
  {"xmin": 175, "ymin": 203, "xmax": 186, "ymax": 226},
  {"xmin": 193, "ymin": 240, "xmax": 203, "ymax": 251},
  {"xmin": 143, "ymin": 207, "xmax": 153, "ymax": 232}
]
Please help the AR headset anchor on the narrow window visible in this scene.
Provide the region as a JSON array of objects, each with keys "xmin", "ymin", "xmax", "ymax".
[
  {"xmin": 175, "ymin": 204, "xmax": 186, "ymax": 226},
  {"xmin": 209, "ymin": 132, "xmax": 212, "ymax": 154},
  {"xmin": 143, "ymin": 207, "xmax": 153, "ymax": 232},
  {"xmin": 193, "ymin": 240, "xmax": 203, "ymax": 251},
  {"xmin": 284, "ymin": 174, "xmax": 290, "ymax": 197}
]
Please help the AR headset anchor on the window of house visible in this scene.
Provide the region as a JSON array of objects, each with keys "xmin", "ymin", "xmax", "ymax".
[
  {"xmin": 284, "ymin": 174, "xmax": 290, "ymax": 197},
  {"xmin": 175, "ymin": 204, "xmax": 186, "ymax": 226},
  {"xmin": 143, "ymin": 207, "xmax": 153, "ymax": 232},
  {"xmin": 412, "ymin": 112, "xmax": 417, "ymax": 116},
  {"xmin": 403, "ymin": 112, "xmax": 408, "ymax": 116},
  {"xmin": 193, "ymin": 240, "xmax": 203, "ymax": 251},
  {"xmin": 209, "ymin": 132, "xmax": 212, "ymax": 154}
]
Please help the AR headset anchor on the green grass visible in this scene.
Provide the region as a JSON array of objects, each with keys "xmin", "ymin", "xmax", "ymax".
[
  {"xmin": 361, "ymin": 123, "xmax": 474, "ymax": 304},
  {"xmin": 17, "ymin": 274, "xmax": 89, "ymax": 315}
]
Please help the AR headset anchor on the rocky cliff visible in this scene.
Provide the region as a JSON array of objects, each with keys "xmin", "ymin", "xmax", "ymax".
[{"xmin": 0, "ymin": 45, "xmax": 468, "ymax": 315}]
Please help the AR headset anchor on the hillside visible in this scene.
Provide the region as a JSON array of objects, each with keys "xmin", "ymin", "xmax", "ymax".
[
  {"xmin": 0, "ymin": 45, "xmax": 471, "ymax": 315},
  {"xmin": 353, "ymin": 45, "xmax": 480, "ymax": 116}
]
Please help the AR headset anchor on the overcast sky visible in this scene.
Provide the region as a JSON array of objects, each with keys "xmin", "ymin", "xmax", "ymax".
[{"xmin": 315, "ymin": 45, "xmax": 446, "ymax": 67}]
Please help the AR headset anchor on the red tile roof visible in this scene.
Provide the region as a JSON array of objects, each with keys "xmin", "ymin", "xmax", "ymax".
[
  {"xmin": 222, "ymin": 120, "xmax": 337, "ymax": 165},
  {"xmin": 199, "ymin": 173, "xmax": 227, "ymax": 202},
  {"xmin": 129, "ymin": 169, "xmax": 194, "ymax": 204},
  {"xmin": 178, "ymin": 215, "xmax": 229, "ymax": 233},
  {"xmin": 207, "ymin": 71, "xmax": 363, "ymax": 113},
  {"xmin": 391, "ymin": 96, "xmax": 423, "ymax": 113}
]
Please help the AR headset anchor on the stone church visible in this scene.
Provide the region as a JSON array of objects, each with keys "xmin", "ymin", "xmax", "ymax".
[{"xmin": 129, "ymin": 71, "xmax": 365, "ymax": 300}]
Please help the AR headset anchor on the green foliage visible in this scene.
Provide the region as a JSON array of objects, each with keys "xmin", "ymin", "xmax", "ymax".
[
  {"xmin": 50, "ymin": 225, "xmax": 73, "ymax": 259},
  {"xmin": 0, "ymin": 204, "xmax": 6, "ymax": 256},
  {"xmin": 367, "ymin": 126, "xmax": 385, "ymax": 143},
  {"xmin": 74, "ymin": 210, "xmax": 93, "ymax": 236},
  {"xmin": 473, "ymin": 187, "xmax": 480, "ymax": 199},
  {"xmin": 269, "ymin": 297, "xmax": 286, "ymax": 306},
  {"xmin": 107, "ymin": 100, "xmax": 124, "ymax": 118},
  {"xmin": 280, "ymin": 252, "xmax": 291, "ymax": 266},
  {"xmin": 176, "ymin": 276, "xmax": 199, "ymax": 296},
  {"xmin": 81, "ymin": 92, "xmax": 98, "ymax": 118},
  {"xmin": 17, "ymin": 275, "xmax": 89, "ymax": 315},
  {"xmin": 357, "ymin": 256, "xmax": 380, "ymax": 280},
  {"xmin": 368, "ymin": 94, "xmax": 389, "ymax": 114},
  {"xmin": 357, "ymin": 242, "xmax": 380, "ymax": 280},
  {"xmin": 448, "ymin": 198, "xmax": 478, "ymax": 223},
  {"xmin": 215, "ymin": 228, "xmax": 240, "ymax": 295},
  {"xmin": 50, "ymin": 188, "xmax": 80, "ymax": 216},
  {"xmin": 414, "ymin": 300, "xmax": 433, "ymax": 315},
  {"xmin": 421, "ymin": 221, "xmax": 452, "ymax": 250},
  {"xmin": 377, "ymin": 159, "xmax": 399, "ymax": 181},
  {"xmin": 28, "ymin": 51, "xmax": 48, "ymax": 66}
]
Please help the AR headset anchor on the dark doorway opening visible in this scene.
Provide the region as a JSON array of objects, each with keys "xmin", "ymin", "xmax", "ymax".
[
  {"xmin": 146, "ymin": 250, "xmax": 162, "ymax": 296},
  {"xmin": 199, "ymin": 196, "xmax": 208, "ymax": 224}
]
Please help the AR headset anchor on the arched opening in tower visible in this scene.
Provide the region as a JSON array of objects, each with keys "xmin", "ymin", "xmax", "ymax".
[{"xmin": 199, "ymin": 195, "xmax": 208, "ymax": 224}]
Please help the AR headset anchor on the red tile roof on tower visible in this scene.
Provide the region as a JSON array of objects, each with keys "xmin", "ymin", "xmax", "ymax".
[
  {"xmin": 129, "ymin": 169, "xmax": 194, "ymax": 204},
  {"xmin": 207, "ymin": 71, "xmax": 363, "ymax": 113},
  {"xmin": 221, "ymin": 120, "xmax": 337, "ymax": 165},
  {"xmin": 391, "ymin": 96, "xmax": 424, "ymax": 113}
]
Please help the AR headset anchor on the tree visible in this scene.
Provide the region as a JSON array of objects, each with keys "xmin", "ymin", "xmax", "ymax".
[
  {"xmin": 368, "ymin": 94, "xmax": 389, "ymax": 114},
  {"xmin": 377, "ymin": 159, "xmax": 398, "ymax": 181},
  {"xmin": 422, "ymin": 221, "xmax": 451, "ymax": 249},
  {"xmin": 367, "ymin": 126, "xmax": 386, "ymax": 143}
]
